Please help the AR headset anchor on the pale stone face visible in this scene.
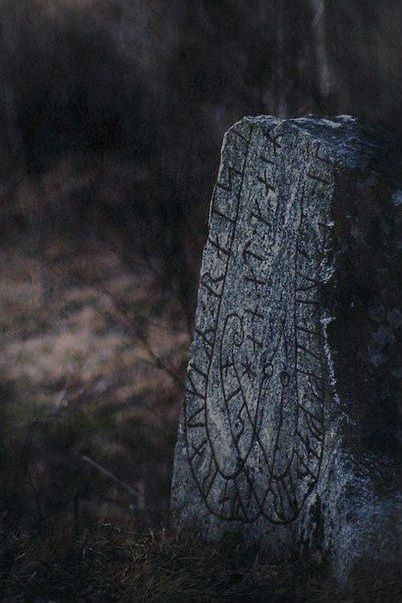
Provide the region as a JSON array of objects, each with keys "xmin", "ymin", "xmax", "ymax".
[
  {"xmin": 171, "ymin": 115, "xmax": 401, "ymax": 581},
  {"xmin": 181, "ymin": 117, "xmax": 334, "ymax": 524}
]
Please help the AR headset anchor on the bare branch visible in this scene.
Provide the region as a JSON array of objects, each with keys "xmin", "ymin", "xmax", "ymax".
[
  {"xmin": 97, "ymin": 284, "xmax": 184, "ymax": 391},
  {"xmin": 81, "ymin": 454, "xmax": 140, "ymax": 499}
]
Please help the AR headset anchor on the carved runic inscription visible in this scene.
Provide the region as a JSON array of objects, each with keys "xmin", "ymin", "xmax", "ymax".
[{"xmin": 182, "ymin": 117, "xmax": 333, "ymax": 524}]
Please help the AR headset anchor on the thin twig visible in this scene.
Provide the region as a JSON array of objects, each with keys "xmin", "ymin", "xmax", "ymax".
[
  {"xmin": 97, "ymin": 284, "xmax": 184, "ymax": 390},
  {"xmin": 81, "ymin": 454, "xmax": 140, "ymax": 499}
]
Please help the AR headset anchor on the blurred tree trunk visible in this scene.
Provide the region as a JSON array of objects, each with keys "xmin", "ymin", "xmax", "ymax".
[
  {"xmin": 0, "ymin": 11, "xmax": 25, "ymax": 203},
  {"xmin": 27, "ymin": 175, "xmax": 52, "ymax": 307},
  {"xmin": 311, "ymin": 0, "xmax": 331, "ymax": 102}
]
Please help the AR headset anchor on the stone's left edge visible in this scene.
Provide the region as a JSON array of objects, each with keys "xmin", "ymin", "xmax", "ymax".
[{"xmin": 170, "ymin": 116, "xmax": 268, "ymax": 536}]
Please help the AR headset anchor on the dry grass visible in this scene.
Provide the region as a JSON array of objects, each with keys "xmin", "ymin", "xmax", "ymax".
[
  {"xmin": 2, "ymin": 524, "xmax": 400, "ymax": 602},
  {"xmin": 0, "ymin": 240, "xmax": 187, "ymax": 404},
  {"xmin": 0, "ymin": 238, "xmax": 188, "ymax": 532}
]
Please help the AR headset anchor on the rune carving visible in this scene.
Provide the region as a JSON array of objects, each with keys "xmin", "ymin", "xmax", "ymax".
[{"xmin": 184, "ymin": 121, "xmax": 333, "ymax": 524}]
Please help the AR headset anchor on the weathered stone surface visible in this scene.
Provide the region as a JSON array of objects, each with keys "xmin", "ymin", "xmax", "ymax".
[{"xmin": 171, "ymin": 115, "xmax": 401, "ymax": 580}]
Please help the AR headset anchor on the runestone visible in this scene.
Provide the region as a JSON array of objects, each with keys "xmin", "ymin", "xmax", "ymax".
[{"xmin": 171, "ymin": 116, "xmax": 401, "ymax": 581}]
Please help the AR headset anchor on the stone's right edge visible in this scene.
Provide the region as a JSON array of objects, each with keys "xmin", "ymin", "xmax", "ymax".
[
  {"xmin": 317, "ymin": 118, "xmax": 402, "ymax": 582},
  {"xmin": 171, "ymin": 115, "xmax": 402, "ymax": 583}
]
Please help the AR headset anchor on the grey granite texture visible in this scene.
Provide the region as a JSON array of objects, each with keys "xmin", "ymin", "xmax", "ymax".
[{"xmin": 171, "ymin": 115, "xmax": 401, "ymax": 581}]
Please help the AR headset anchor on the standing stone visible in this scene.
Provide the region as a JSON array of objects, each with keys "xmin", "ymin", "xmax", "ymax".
[{"xmin": 171, "ymin": 115, "xmax": 401, "ymax": 581}]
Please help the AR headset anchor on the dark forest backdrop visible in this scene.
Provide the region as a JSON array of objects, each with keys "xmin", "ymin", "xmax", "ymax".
[{"xmin": 0, "ymin": 1, "xmax": 401, "ymax": 600}]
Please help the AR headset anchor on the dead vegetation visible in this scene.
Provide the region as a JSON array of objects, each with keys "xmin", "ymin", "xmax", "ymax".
[
  {"xmin": 0, "ymin": 238, "xmax": 188, "ymax": 537},
  {"xmin": 0, "ymin": 238, "xmax": 400, "ymax": 602},
  {"xmin": 2, "ymin": 523, "xmax": 400, "ymax": 602}
]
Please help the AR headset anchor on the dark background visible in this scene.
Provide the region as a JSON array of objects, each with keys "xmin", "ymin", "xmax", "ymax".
[{"xmin": 0, "ymin": 1, "xmax": 401, "ymax": 599}]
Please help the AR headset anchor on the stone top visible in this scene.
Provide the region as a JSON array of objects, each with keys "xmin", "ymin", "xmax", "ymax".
[{"xmin": 238, "ymin": 114, "xmax": 401, "ymax": 178}]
